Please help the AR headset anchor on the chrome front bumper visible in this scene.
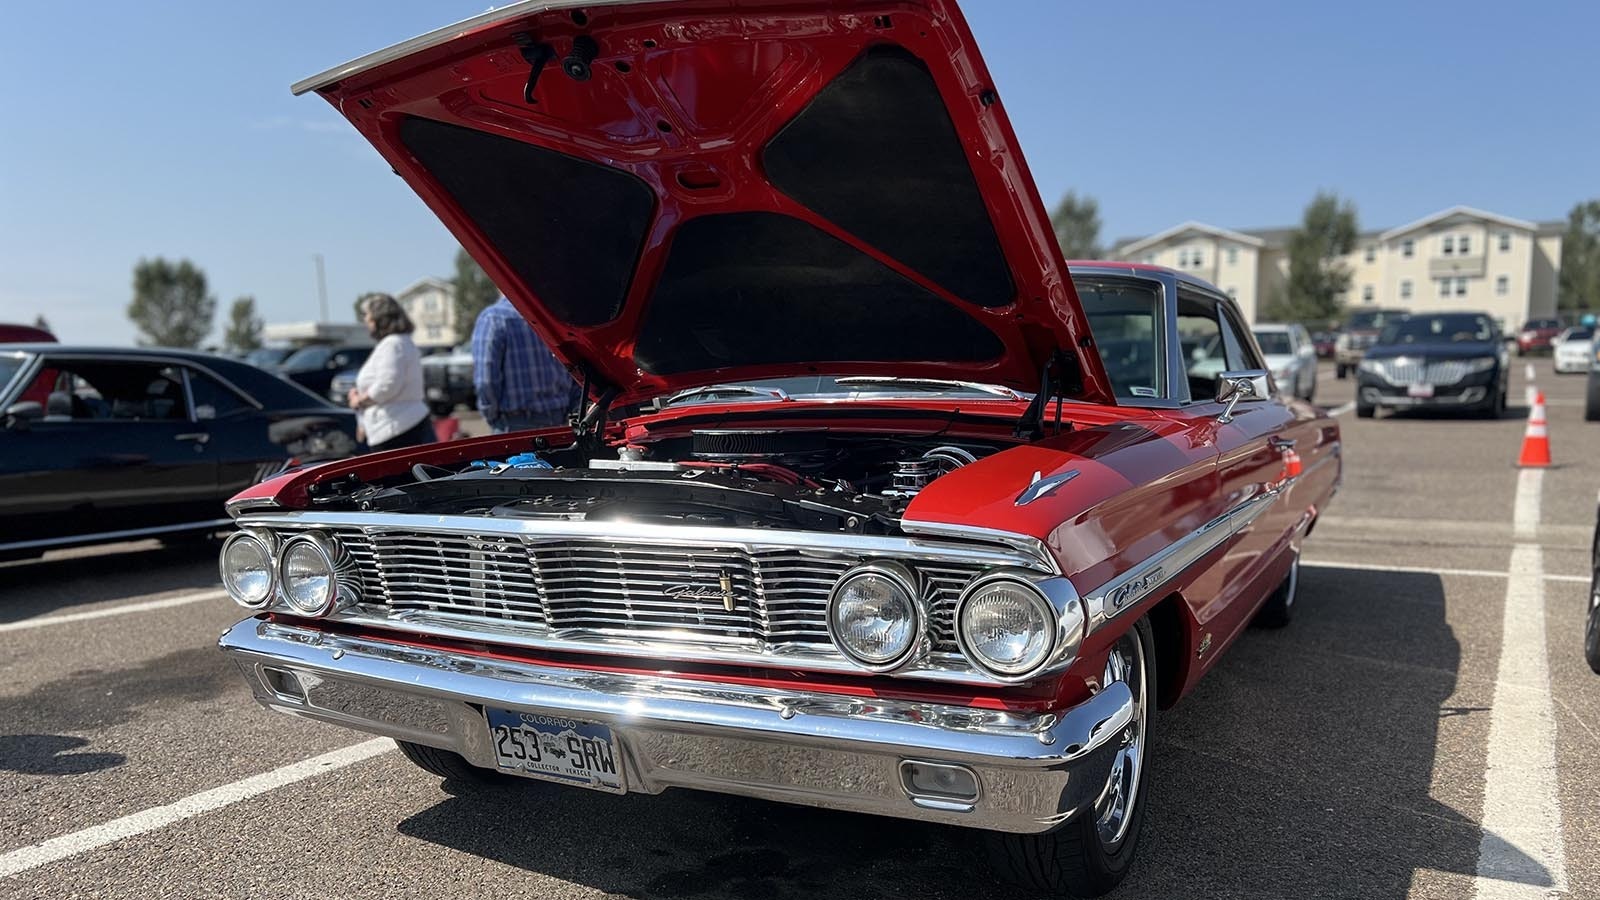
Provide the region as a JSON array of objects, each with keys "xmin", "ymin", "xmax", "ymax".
[{"xmin": 220, "ymin": 618, "xmax": 1133, "ymax": 834}]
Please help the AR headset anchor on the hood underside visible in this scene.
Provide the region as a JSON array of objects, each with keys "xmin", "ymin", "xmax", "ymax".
[{"xmin": 298, "ymin": 0, "xmax": 1112, "ymax": 406}]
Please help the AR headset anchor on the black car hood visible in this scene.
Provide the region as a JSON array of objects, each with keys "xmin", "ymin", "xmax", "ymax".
[{"xmin": 1365, "ymin": 341, "xmax": 1500, "ymax": 360}]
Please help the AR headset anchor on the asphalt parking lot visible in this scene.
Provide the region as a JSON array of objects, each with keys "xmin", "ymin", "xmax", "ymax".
[{"xmin": 2, "ymin": 359, "xmax": 1595, "ymax": 900}]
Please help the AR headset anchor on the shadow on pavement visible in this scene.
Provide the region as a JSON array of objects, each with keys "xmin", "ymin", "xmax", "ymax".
[
  {"xmin": 0, "ymin": 539, "xmax": 220, "ymax": 623},
  {"xmin": 0, "ymin": 734, "xmax": 126, "ymax": 775},
  {"xmin": 394, "ymin": 567, "xmax": 1542, "ymax": 899}
]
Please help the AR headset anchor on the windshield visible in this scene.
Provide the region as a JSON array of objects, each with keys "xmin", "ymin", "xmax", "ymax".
[
  {"xmin": 1380, "ymin": 314, "xmax": 1495, "ymax": 345},
  {"xmin": 246, "ymin": 347, "xmax": 292, "ymax": 367},
  {"xmin": 1564, "ymin": 328, "xmax": 1594, "ymax": 341},
  {"xmin": 0, "ymin": 354, "xmax": 25, "ymax": 395},
  {"xmin": 281, "ymin": 345, "xmax": 333, "ymax": 370},
  {"xmin": 1074, "ymin": 279, "xmax": 1165, "ymax": 399},
  {"xmin": 1346, "ymin": 311, "xmax": 1399, "ymax": 331},
  {"xmin": 1523, "ymin": 319, "xmax": 1562, "ymax": 330},
  {"xmin": 1253, "ymin": 331, "xmax": 1294, "ymax": 355}
]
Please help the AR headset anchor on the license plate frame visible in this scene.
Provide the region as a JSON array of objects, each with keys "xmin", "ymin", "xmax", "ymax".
[
  {"xmin": 1406, "ymin": 383, "xmax": 1435, "ymax": 398},
  {"xmin": 483, "ymin": 707, "xmax": 625, "ymax": 794}
]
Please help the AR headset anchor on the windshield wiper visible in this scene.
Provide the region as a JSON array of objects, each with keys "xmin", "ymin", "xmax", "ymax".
[
  {"xmin": 661, "ymin": 384, "xmax": 792, "ymax": 407},
  {"xmin": 832, "ymin": 377, "xmax": 1022, "ymax": 400}
]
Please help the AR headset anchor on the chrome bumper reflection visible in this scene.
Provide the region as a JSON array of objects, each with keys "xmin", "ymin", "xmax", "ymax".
[{"xmin": 219, "ymin": 618, "xmax": 1133, "ymax": 834}]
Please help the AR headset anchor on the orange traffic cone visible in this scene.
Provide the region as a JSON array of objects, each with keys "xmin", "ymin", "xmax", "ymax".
[{"xmin": 1517, "ymin": 391, "xmax": 1551, "ymax": 467}]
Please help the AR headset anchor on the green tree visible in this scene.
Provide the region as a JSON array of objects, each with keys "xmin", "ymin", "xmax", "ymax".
[
  {"xmin": 126, "ymin": 257, "xmax": 216, "ymax": 347},
  {"xmin": 1558, "ymin": 199, "xmax": 1600, "ymax": 314},
  {"xmin": 452, "ymin": 247, "xmax": 500, "ymax": 336},
  {"xmin": 32, "ymin": 315, "xmax": 50, "ymax": 333},
  {"xmin": 1262, "ymin": 192, "xmax": 1358, "ymax": 323},
  {"xmin": 1050, "ymin": 191, "xmax": 1103, "ymax": 259},
  {"xmin": 222, "ymin": 296, "xmax": 264, "ymax": 352}
]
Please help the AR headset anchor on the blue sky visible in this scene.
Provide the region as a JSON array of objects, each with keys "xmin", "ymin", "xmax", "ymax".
[{"xmin": 2, "ymin": 0, "xmax": 1596, "ymax": 344}]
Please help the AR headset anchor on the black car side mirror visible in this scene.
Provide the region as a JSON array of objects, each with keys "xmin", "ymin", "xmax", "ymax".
[{"xmin": 4, "ymin": 401, "xmax": 44, "ymax": 431}]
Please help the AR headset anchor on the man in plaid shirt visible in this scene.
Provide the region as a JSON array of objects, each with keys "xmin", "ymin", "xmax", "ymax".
[{"xmin": 471, "ymin": 296, "xmax": 583, "ymax": 433}]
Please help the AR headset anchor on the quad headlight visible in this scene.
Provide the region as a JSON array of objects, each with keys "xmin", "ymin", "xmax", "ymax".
[
  {"xmin": 278, "ymin": 533, "xmax": 345, "ymax": 616},
  {"xmin": 956, "ymin": 571, "xmax": 1084, "ymax": 681},
  {"xmin": 827, "ymin": 562, "xmax": 926, "ymax": 671},
  {"xmin": 219, "ymin": 530, "xmax": 276, "ymax": 609}
]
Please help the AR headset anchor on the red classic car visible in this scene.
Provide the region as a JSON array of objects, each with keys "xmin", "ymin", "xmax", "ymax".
[
  {"xmin": 1517, "ymin": 317, "xmax": 1566, "ymax": 356},
  {"xmin": 216, "ymin": 2, "xmax": 1341, "ymax": 896}
]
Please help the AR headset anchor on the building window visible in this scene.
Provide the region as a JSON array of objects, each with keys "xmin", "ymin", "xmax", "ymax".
[
  {"xmin": 1400, "ymin": 279, "xmax": 1412, "ymax": 299},
  {"xmin": 1177, "ymin": 249, "xmax": 1188, "ymax": 267},
  {"xmin": 1455, "ymin": 277, "xmax": 1468, "ymax": 297},
  {"xmin": 1442, "ymin": 235, "xmax": 1455, "ymax": 256},
  {"xmin": 1364, "ymin": 245, "xmax": 1376, "ymax": 263},
  {"xmin": 1459, "ymin": 235, "xmax": 1471, "ymax": 255},
  {"xmin": 1499, "ymin": 231, "xmax": 1511, "ymax": 252},
  {"xmin": 1496, "ymin": 275, "xmax": 1509, "ymax": 295},
  {"xmin": 1227, "ymin": 247, "xmax": 1238, "ymax": 265},
  {"xmin": 1437, "ymin": 278, "xmax": 1451, "ymax": 298},
  {"xmin": 1401, "ymin": 239, "xmax": 1414, "ymax": 258},
  {"xmin": 1362, "ymin": 284, "xmax": 1374, "ymax": 302},
  {"xmin": 1192, "ymin": 251, "xmax": 1203, "ymax": 267}
]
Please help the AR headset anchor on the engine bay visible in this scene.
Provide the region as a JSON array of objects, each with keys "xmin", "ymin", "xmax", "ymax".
[{"xmin": 305, "ymin": 429, "xmax": 1014, "ymax": 534}]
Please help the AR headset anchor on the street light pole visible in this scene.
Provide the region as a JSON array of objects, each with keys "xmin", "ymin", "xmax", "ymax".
[{"xmin": 314, "ymin": 253, "xmax": 329, "ymax": 323}]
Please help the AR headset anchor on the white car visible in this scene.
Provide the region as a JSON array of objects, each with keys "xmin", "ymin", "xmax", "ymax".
[
  {"xmin": 1554, "ymin": 327, "xmax": 1594, "ymax": 374},
  {"xmin": 1253, "ymin": 323, "xmax": 1318, "ymax": 401}
]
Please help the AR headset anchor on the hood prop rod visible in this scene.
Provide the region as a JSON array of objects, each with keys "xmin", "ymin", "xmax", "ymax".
[{"xmin": 1014, "ymin": 349, "xmax": 1079, "ymax": 441}]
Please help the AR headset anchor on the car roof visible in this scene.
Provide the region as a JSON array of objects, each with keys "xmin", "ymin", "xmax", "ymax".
[
  {"xmin": 1251, "ymin": 323, "xmax": 1296, "ymax": 332},
  {"xmin": 1065, "ymin": 261, "xmax": 1228, "ymax": 296},
  {"xmin": 0, "ymin": 344, "xmax": 245, "ymax": 360}
]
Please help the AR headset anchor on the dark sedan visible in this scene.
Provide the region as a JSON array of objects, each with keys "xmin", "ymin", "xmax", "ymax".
[
  {"xmin": 1355, "ymin": 312, "xmax": 1509, "ymax": 418},
  {"xmin": 0, "ymin": 345, "xmax": 358, "ymax": 559},
  {"xmin": 273, "ymin": 343, "xmax": 372, "ymax": 397}
]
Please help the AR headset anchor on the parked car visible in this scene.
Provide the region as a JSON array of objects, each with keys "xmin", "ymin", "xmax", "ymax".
[
  {"xmin": 215, "ymin": 7, "xmax": 1343, "ymax": 897},
  {"xmin": 0, "ymin": 346, "xmax": 358, "ymax": 559},
  {"xmin": 328, "ymin": 368, "xmax": 360, "ymax": 406},
  {"xmin": 1588, "ymin": 496, "xmax": 1600, "ymax": 674},
  {"xmin": 244, "ymin": 346, "xmax": 296, "ymax": 369},
  {"xmin": 1584, "ymin": 339, "xmax": 1600, "ymax": 422},
  {"xmin": 0, "ymin": 323, "xmax": 56, "ymax": 343},
  {"xmin": 273, "ymin": 343, "xmax": 372, "ymax": 398},
  {"xmin": 1516, "ymin": 317, "xmax": 1565, "ymax": 356},
  {"xmin": 422, "ymin": 342, "xmax": 475, "ymax": 415},
  {"xmin": 1334, "ymin": 308, "xmax": 1406, "ymax": 379},
  {"xmin": 1553, "ymin": 327, "xmax": 1594, "ymax": 374},
  {"xmin": 1310, "ymin": 330, "xmax": 1337, "ymax": 359},
  {"xmin": 1355, "ymin": 311, "xmax": 1509, "ymax": 418},
  {"xmin": 1252, "ymin": 323, "xmax": 1317, "ymax": 401}
]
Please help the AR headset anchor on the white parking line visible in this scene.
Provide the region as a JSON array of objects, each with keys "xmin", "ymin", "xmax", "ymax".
[
  {"xmin": 1473, "ymin": 482, "xmax": 1567, "ymax": 897},
  {"xmin": 1326, "ymin": 400, "xmax": 1356, "ymax": 417},
  {"xmin": 1513, "ymin": 469, "xmax": 1543, "ymax": 540},
  {"xmin": 0, "ymin": 589, "xmax": 227, "ymax": 634},
  {"xmin": 0, "ymin": 738, "xmax": 393, "ymax": 879},
  {"xmin": 1302, "ymin": 559, "xmax": 1588, "ymax": 584}
]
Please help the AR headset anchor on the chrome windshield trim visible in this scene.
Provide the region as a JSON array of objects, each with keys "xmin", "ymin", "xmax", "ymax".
[
  {"xmin": 291, "ymin": 0, "xmax": 659, "ymax": 96},
  {"xmin": 0, "ymin": 351, "xmax": 41, "ymax": 409}
]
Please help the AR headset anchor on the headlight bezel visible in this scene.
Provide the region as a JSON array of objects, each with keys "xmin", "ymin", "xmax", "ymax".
[
  {"xmin": 219, "ymin": 529, "xmax": 278, "ymax": 609},
  {"xmin": 955, "ymin": 569, "xmax": 1084, "ymax": 683},
  {"xmin": 1462, "ymin": 357, "xmax": 1498, "ymax": 375},
  {"xmin": 276, "ymin": 532, "xmax": 345, "ymax": 617},
  {"xmin": 826, "ymin": 561, "xmax": 928, "ymax": 672}
]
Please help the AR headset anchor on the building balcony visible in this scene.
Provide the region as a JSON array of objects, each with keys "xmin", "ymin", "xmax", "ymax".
[{"xmin": 1429, "ymin": 255, "xmax": 1486, "ymax": 278}]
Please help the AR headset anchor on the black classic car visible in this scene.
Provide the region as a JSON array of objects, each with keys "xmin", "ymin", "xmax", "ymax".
[
  {"xmin": 1354, "ymin": 311, "xmax": 1509, "ymax": 418},
  {"xmin": 0, "ymin": 345, "xmax": 358, "ymax": 559},
  {"xmin": 272, "ymin": 343, "xmax": 372, "ymax": 398}
]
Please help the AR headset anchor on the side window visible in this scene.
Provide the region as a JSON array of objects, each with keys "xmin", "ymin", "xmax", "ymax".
[
  {"xmin": 29, "ymin": 360, "xmax": 188, "ymax": 421},
  {"xmin": 186, "ymin": 369, "xmax": 252, "ymax": 419},
  {"xmin": 1217, "ymin": 305, "xmax": 1262, "ymax": 373},
  {"xmin": 1175, "ymin": 295, "xmax": 1227, "ymax": 403}
]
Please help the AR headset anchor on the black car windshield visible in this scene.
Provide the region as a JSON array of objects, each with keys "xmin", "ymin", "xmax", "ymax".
[
  {"xmin": 1347, "ymin": 311, "xmax": 1400, "ymax": 330},
  {"xmin": 1524, "ymin": 319, "xmax": 1563, "ymax": 330},
  {"xmin": 246, "ymin": 347, "xmax": 293, "ymax": 367},
  {"xmin": 281, "ymin": 345, "xmax": 333, "ymax": 370},
  {"xmin": 1253, "ymin": 331, "xmax": 1294, "ymax": 355},
  {"xmin": 1566, "ymin": 328, "xmax": 1594, "ymax": 341},
  {"xmin": 0, "ymin": 355, "xmax": 24, "ymax": 393},
  {"xmin": 1380, "ymin": 314, "xmax": 1495, "ymax": 344}
]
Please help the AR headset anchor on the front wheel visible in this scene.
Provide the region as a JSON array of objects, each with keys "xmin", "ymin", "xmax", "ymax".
[
  {"xmin": 1335, "ymin": 363, "xmax": 1348, "ymax": 380},
  {"xmin": 1357, "ymin": 402, "xmax": 1376, "ymax": 419},
  {"xmin": 984, "ymin": 618, "xmax": 1153, "ymax": 898},
  {"xmin": 397, "ymin": 740, "xmax": 509, "ymax": 787},
  {"xmin": 1585, "ymin": 372, "xmax": 1600, "ymax": 422},
  {"xmin": 1253, "ymin": 553, "xmax": 1299, "ymax": 628},
  {"xmin": 1586, "ymin": 575, "xmax": 1600, "ymax": 675}
]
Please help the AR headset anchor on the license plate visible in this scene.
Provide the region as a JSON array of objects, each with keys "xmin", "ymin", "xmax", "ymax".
[
  {"xmin": 484, "ymin": 707, "xmax": 624, "ymax": 793},
  {"xmin": 1407, "ymin": 383, "xmax": 1434, "ymax": 398}
]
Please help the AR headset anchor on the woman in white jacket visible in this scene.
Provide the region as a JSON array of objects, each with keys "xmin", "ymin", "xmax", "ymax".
[{"xmin": 347, "ymin": 294, "xmax": 432, "ymax": 451}]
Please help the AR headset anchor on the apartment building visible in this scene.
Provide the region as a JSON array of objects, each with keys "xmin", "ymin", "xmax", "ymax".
[
  {"xmin": 396, "ymin": 276, "xmax": 458, "ymax": 348},
  {"xmin": 1113, "ymin": 206, "xmax": 1563, "ymax": 328}
]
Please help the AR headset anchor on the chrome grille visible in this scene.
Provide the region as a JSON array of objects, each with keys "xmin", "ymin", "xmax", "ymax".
[{"xmin": 1377, "ymin": 358, "xmax": 1472, "ymax": 385}]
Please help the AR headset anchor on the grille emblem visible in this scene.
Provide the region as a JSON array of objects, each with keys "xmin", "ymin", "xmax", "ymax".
[{"xmin": 665, "ymin": 570, "xmax": 738, "ymax": 612}]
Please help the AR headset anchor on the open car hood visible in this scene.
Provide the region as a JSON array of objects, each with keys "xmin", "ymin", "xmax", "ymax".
[{"xmin": 296, "ymin": 0, "xmax": 1112, "ymax": 407}]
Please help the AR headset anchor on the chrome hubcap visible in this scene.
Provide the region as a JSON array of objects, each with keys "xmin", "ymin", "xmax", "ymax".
[{"xmin": 1093, "ymin": 632, "xmax": 1147, "ymax": 849}]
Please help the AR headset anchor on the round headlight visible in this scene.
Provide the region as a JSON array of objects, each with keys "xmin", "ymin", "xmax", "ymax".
[
  {"xmin": 219, "ymin": 531, "xmax": 275, "ymax": 609},
  {"xmin": 828, "ymin": 562, "xmax": 924, "ymax": 671},
  {"xmin": 957, "ymin": 575, "xmax": 1055, "ymax": 679},
  {"xmin": 278, "ymin": 534, "xmax": 340, "ymax": 616}
]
